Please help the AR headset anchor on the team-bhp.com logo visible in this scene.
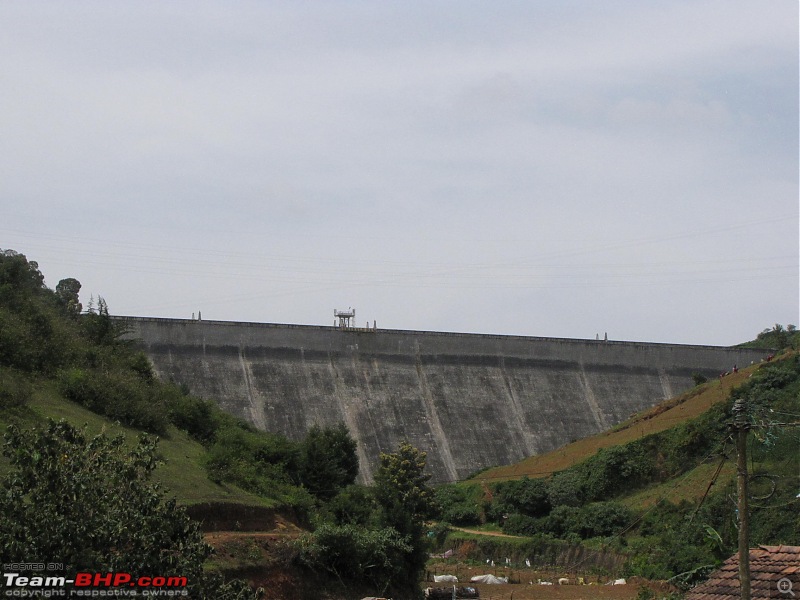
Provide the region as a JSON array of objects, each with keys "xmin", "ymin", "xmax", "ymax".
[{"xmin": 2, "ymin": 568, "xmax": 188, "ymax": 597}]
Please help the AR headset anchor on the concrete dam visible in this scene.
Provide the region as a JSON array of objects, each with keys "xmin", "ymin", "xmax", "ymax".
[{"xmin": 123, "ymin": 317, "xmax": 766, "ymax": 483}]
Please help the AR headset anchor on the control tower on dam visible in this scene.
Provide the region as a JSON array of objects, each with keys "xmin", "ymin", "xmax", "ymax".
[{"xmin": 121, "ymin": 317, "xmax": 767, "ymax": 483}]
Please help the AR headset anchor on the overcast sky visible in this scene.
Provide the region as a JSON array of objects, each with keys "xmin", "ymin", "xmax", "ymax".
[{"xmin": 1, "ymin": 1, "xmax": 797, "ymax": 346}]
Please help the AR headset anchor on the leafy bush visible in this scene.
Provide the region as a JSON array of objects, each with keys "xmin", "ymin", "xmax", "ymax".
[
  {"xmin": 547, "ymin": 470, "xmax": 586, "ymax": 507},
  {"xmin": 166, "ymin": 390, "xmax": 220, "ymax": 444},
  {"xmin": 542, "ymin": 504, "xmax": 581, "ymax": 537},
  {"xmin": 295, "ymin": 523, "xmax": 412, "ymax": 593},
  {"xmin": 434, "ymin": 483, "xmax": 483, "ymax": 525},
  {"xmin": 740, "ymin": 323, "xmax": 799, "ymax": 350},
  {"xmin": 493, "ymin": 476, "xmax": 551, "ymax": 517},
  {"xmin": 503, "ymin": 513, "xmax": 542, "ymax": 536},
  {"xmin": 58, "ymin": 368, "xmax": 169, "ymax": 435},
  {"xmin": 323, "ymin": 485, "xmax": 379, "ymax": 527},
  {"xmin": 574, "ymin": 502, "xmax": 632, "ymax": 538},
  {"xmin": 0, "ymin": 419, "xmax": 259, "ymax": 599},
  {"xmin": 203, "ymin": 425, "xmax": 314, "ymax": 514},
  {"xmin": 0, "ymin": 421, "xmax": 208, "ymax": 591}
]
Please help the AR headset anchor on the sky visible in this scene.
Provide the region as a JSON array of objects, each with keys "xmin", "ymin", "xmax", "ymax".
[{"xmin": 1, "ymin": 1, "xmax": 797, "ymax": 346}]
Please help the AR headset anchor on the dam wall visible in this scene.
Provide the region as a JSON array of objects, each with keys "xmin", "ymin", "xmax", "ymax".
[{"xmin": 121, "ymin": 317, "xmax": 766, "ymax": 483}]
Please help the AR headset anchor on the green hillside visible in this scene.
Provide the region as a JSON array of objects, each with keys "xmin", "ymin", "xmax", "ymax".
[{"xmin": 1, "ymin": 379, "xmax": 268, "ymax": 507}]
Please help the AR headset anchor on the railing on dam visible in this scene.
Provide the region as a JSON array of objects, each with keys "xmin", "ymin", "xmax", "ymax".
[{"xmin": 112, "ymin": 315, "xmax": 758, "ymax": 352}]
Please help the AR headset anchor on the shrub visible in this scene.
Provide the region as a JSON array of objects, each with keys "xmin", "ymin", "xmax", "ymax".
[
  {"xmin": 58, "ymin": 368, "xmax": 169, "ymax": 435},
  {"xmin": 434, "ymin": 483, "xmax": 483, "ymax": 525},
  {"xmin": 324, "ymin": 485, "xmax": 379, "ymax": 527},
  {"xmin": 503, "ymin": 513, "xmax": 542, "ymax": 536},
  {"xmin": 494, "ymin": 476, "xmax": 551, "ymax": 517},
  {"xmin": 547, "ymin": 471, "xmax": 586, "ymax": 507},
  {"xmin": 295, "ymin": 523, "xmax": 412, "ymax": 593},
  {"xmin": 574, "ymin": 502, "xmax": 632, "ymax": 538},
  {"xmin": 0, "ymin": 366, "xmax": 33, "ymax": 408},
  {"xmin": 166, "ymin": 390, "xmax": 219, "ymax": 444}
]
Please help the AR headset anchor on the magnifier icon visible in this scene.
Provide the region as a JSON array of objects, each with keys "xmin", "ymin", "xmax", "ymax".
[{"xmin": 778, "ymin": 578, "xmax": 795, "ymax": 596}]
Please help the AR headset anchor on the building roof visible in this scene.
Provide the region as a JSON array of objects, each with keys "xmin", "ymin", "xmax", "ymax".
[{"xmin": 686, "ymin": 545, "xmax": 800, "ymax": 600}]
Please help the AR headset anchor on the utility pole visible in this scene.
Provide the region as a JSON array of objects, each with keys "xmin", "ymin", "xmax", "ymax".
[{"xmin": 732, "ymin": 398, "xmax": 751, "ymax": 600}]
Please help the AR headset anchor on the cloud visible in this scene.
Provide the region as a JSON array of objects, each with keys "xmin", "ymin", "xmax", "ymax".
[{"xmin": 0, "ymin": 0, "xmax": 796, "ymax": 345}]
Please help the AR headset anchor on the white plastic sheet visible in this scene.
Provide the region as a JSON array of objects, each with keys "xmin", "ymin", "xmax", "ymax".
[{"xmin": 469, "ymin": 574, "xmax": 508, "ymax": 584}]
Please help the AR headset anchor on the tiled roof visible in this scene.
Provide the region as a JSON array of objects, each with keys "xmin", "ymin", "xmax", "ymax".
[{"xmin": 686, "ymin": 545, "xmax": 800, "ymax": 600}]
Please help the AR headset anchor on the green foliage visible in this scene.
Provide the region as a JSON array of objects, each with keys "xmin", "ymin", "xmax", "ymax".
[
  {"xmin": 166, "ymin": 390, "xmax": 220, "ymax": 444},
  {"xmin": 295, "ymin": 523, "xmax": 412, "ymax": 593},
  {"xmin": 434, "ymin": 483, "xmax": 483, "ymax": 525},
  {"xmin": 55, "ymin": 277, "xmax": 82, "ymax": 316},
  {"xmin": 58, "ymin": 367, "xmax": 170, "ymax": 435},
  {"xmin": 485, "ymin": 354, "xmax": 799, "ymax": 581},
  {"xmin": 203, "ymin": 425, "xmax": 314, "ymax": 514},
  {"xmin": 298, "ymin": 442, "xmax": 441, "ymax": 594},
  {"xmin": 542, "ymin": 504, "xmax": 580, "ymax": 537},
  {"xmin": 493, "ymin": 476, "xmax": 551, "ymax": 518},
  {"xmin": 739, "ymin": 323, "xmax": 800, "ymax": 350},
  {"xmin": 299, "ymin": 423, "xmax": 359, "ymax": 501},
  {"xmin": 502, "ymin": 512, "xmax": 541, "ymax": 536},
  {"xmin": 373, "ymin": 441, "xmax": 438, "ymax": 589},
  {"xmin": 0, "ymin": 249, "xmax": 46, "ymax": 304},
  {"xmin": 574, "ymin": 502, "xmax": 632, "ymax": 538},
  {"xmin": 321, "ymin": 484, "xmax": 379, "ymax": 527},
  {"xmin": 547, "ymin": 470, "xmax": 586, "ymax": 507},
  {"xmin": 543, "ymin": 402, "xmax": 730, "ymax": 510},
  {"xmin": 374, "ymin": 441, "xmax": 438, "ymax": 531},
  {"xmin": 0, "ymin": 420, "xmax": 218, "ymax": 595},
  {"xmin": 0, "ymin": 248, "xmax": 328, "ymax": 514},
  {"xmin": 0, "ymin": 366, "xmax": 33, "ymax": 408}
]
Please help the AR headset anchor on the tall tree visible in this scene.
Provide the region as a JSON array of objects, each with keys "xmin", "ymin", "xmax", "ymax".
[
  {"xmin": 299, "ymin": 423, "xmax": 359, "ymax": 501},
  {"xmin": 373, "ymin": 441, "xmax": 437, "ymax": 585},
  {"xmin": 55, "ymin": 277, "xmax": 82, "ymax": 316}
]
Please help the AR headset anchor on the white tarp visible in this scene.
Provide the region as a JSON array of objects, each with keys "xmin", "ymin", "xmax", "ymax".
[
  {"xmin": 433, "ymin": 575, "xmax": 458, "ymax": 583},
  {"xmin": 470, "ymin": 574, "xmax": 508, "ymax": 584}
]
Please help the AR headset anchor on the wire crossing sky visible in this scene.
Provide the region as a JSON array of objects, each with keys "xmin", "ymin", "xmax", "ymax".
[{"xmin": 1, "ymin": 1, "xmax": 797, "ymax": 346}]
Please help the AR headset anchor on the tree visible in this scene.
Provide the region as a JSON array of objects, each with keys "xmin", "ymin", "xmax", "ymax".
[
  {"xmin": 495, "ymin": 476, "xmax": 551, "ymax": 518},
  {"xmin": 0, "ymin": 249, "xmax": 45, "ymax": 304},
  {"xmin": 295, "ymin": 523, "xmax": 412, "ymax": 593},
  {"xmin": 547, "ymin": 470, "xmax": 586, "ymax": 507},
  {"xmin": 299, "ymin": 423, "xmax": 359, "ymax": 501},
  {"xmin": 55, "ymin": 277, "xmax": 82, "ymax": 316},
  {"xmin": 372, "ymin": 441, "xmax": 437, "ymax": 586},
  {"xmin": 0, "ymin": 420, "xmax": 254, "ymax": 598}
]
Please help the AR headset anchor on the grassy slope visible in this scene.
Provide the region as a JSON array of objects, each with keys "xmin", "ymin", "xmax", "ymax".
[
  {"xmin": 471, "ymin": 357, "xmax": 777, "ymax": 501},
  {"xmin": 0, "ymin": 379, "xmax": 269, "ymax": 508}
]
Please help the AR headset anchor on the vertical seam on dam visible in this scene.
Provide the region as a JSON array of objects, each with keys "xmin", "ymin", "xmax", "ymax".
[
  {"xmin": 658, "ymin": 368, "xmax": 674, "ymax": 400},
  {"xmin": 499, "ymin": 356, "xmax": 538, "ymax": 457},
  {"xmin": 579, "ymin": 363, "xmax": 609, "ymax": 431},
  {"xmin": 238, "ymin": 345, "xmax": 266, "ymax": 430},
  {"xmin": 414, "ymin": 346, "xmax": 459, "ymax": 482},
  {"xmin": 327, "ymin": 351, "xmax": 374, "ymax": 484}
]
